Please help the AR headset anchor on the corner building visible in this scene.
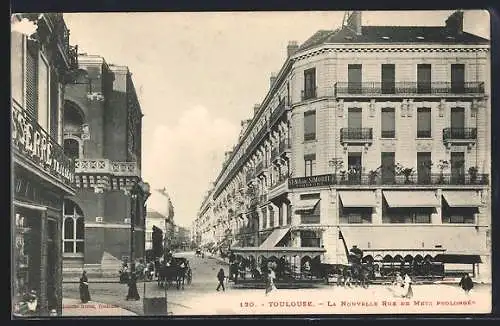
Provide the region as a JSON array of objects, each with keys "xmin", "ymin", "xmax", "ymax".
[
  {"xmin": 198, "ymin": 11, "xmax": 491, "ymax": 282},
  {"xmin": 11, "ymin": 14, "xmax": 79, "ymax": 315},
  {"xmin": 62, "ymin": 54, "xmax": 146, "ymax": 276}
]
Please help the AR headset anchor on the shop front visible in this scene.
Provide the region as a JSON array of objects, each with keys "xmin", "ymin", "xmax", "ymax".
[{"xmin": 12, "ymin": 104, "xmax": 75, "ymax": 317}]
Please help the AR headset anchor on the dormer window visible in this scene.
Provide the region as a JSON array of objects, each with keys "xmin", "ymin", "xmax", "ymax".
[{"xmin": 416, "ymin": 36, "xmax": 425, "ymax": 40}]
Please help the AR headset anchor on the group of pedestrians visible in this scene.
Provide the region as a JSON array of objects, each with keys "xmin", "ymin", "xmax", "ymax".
[{"xmin": 215, "ymin": 264, "xmax": 278, "ymax": 295}]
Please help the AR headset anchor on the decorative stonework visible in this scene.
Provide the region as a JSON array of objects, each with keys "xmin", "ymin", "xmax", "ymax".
[
  {"xmin": 369, "ymin": 99, "xmax": 376, "ymax": 117},
  {"xmin": 439, "ymin": 99, "xmax": 446, "ymax": 117}
]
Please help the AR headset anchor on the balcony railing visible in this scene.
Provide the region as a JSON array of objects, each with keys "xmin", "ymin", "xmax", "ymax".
[
  {"xmin": 12, "ymin": 103, "xmax": 75, "ymax": 188},
  {"xmin": 334, "ymin": 82, "xmax": 485, "ymax": 97},
  {"xmin": 288, "ymin": 173, "xmax": 489, "ymax": 189},
  {"xmin": 301, "ymin": 87, "xmax": 317, "ymax": 101},
  {"xmin": 443, "ymin": 128, "xmax": 477, "ymax": 141},
  {"xmin": 75, "ymin": 159, "xmax": 140, "ymax": 177},
  {"xmin": 340, "ymin": 128, "xmax": 373, "ymax": 143}
]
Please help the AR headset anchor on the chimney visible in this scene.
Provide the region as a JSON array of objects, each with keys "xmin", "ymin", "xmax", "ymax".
[
  {"xmin": 253, "ymin": 104, "xmax": 260, "ymax": 116},
  {"xmin": 347, "ymin": 11, "xmax": 362, "ymax": 35},
  {"xmin": 270, "ymin": 72, "xmax": 277, "ymax": 89},
  {"xmin": 445, "ymin": 10, "xmax": 464, "ymax": 35},
  {"xmin": 287, "ymin": 40, "xmax": 299, "ymax": 57}
]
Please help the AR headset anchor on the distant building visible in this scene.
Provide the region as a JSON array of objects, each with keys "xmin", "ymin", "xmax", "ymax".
[{"xmin": 145, "ymin": 188, "xmax": 174, "ymax": 251}]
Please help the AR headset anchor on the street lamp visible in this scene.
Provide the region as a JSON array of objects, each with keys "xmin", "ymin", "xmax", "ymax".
[{"xmin": 129, "ymin": 180, "xmax": 151, "ymax": 274}]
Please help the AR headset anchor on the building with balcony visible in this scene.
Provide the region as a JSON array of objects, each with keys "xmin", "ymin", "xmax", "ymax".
[
  {"xmin": 61, "ymin": 54, "xmax": 147, "ymax": 276},
  {"xmin": 145, "ymin": 188, "xmax": 175, "ymax": 251},
  {"xmin": 11, "ymin": 13, "xmax": 79, "ymax": 316},
  {"xmin": 195, "ymin": 10, "xmax": 491, "ymax": 281}
]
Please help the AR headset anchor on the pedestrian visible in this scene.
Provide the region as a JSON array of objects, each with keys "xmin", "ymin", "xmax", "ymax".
[
  {"xmin": 459, "ymin": 273, "xmax": 474, "ymax": 295},
  {"xmin": 265, "ymin": 268, "xmax": 277, "ymax": 295},
  {"xmin": 79, "ymin": 271, "xmax": 91, "ymax": 303},
  {"xmin": 216, "ymin": 268, "xmax": 226, "ymax": 291},
  {"xmin": 402, "ymin": 273, "xmax": 413, "ymax": 299},
  {"xmin": 126, "ymin": 271, "xmax": 140, "ymax": 301}
]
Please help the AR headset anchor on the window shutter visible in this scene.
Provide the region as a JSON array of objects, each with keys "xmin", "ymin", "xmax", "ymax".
[
  {"xmin": 50, "ymin": 68, "xmax": 59, "ymax": 140},
  {"xmin": 25, "ymin": 45, "xmax": 38, "ymax": 119}
]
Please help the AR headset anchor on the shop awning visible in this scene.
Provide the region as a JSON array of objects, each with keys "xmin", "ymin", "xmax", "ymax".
[
  {"xmin": 434, "ymin": 254, "xmax": 482, "ymax": 264},
  {"xmin": 442, "ymin": 191, "xmax": 481, "ymax": 207},
  {"xmin": 259, "ymin": 227, "xmax": 290, "ymax": 250},
  {"xmin": 383, "ymin": 191, "xmax": 439, "ymax": 208},
  {"xmin": 339, "ymin": 191, "xmax": 377, "ymax": 207},
  {"xmin": 294, "ymin": 199, "xmax": 320, "ymax": 211}
]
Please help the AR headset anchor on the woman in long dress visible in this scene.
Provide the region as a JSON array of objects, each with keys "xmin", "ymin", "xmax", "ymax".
[
  {"xmin": 79, "ymin": 271, "xmax": 91, "ymax": 303},
  {"xmin": 402, "ymin": 273, "xmax": 413, "ymax": 298},
  {"xmin": 265, "ymin": 268, "xmax": 277, "ymax": 295}
]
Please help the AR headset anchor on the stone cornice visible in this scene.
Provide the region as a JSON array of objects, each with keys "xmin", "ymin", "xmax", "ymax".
[{"xmin": 109, "ymin": 64, "xmax": 129, "ymax": 74}]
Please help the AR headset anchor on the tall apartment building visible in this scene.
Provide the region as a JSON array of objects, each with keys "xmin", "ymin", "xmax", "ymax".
[
  {"xmin": 11, "ymin": 13, "xmax": 79, "ymax": 315},
  {"xmin": 195, "ymin": 11, "xmax": 491, "ymax": 281},
  {"xmin": 62, "ymin": 54, "xmax": 147, "ymax": 276}
]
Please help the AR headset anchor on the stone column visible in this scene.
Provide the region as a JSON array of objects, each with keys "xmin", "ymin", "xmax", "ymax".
[
  {"xmin": 56, "ymin": 208, "xmax": 63, "ymax": 316},
  {"xmin": 432, "ymin": 189, "xmax": 442, "ymax": 224},
  {"xmin": 39, "ymin": 210, "xmax": 48, "ymax": 315},
  {"xmin": 373, "ymin": 189, "xmax": 383, "ymax": 224},
  {"xmin": 282, "ymin": 202, "xmax": 288, "ymax": 226}
]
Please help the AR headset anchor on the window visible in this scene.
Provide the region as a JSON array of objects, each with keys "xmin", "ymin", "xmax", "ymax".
[
  {"xmin": 11, "ymin": 30, "xmax": 24, "ymax": 105},
  {"xmin": 381, "ymin": 152, "xmax": 395, "ymax": 184},
  {"xmin": 417, "ymin": 64, "xmax": 431, "ymax": 93},
  {"xmin": 382, "ymin": 206, "xmax": 432, "ymax": 224},
  {"xmin": 381, "ymin": 64, "xmax": 395, "ymax": 94},
  {"xmin": 451, "ymin": 107, "xmax": 465, "ymax": 131},
  {"xmin": 64, "ymin": 138, "xmax": 80, "ymax": 160},
  {"xmin": 63, "ymin": 200, "xmax": 85, "ymax": 254},
  {"xmin": 381, "ymin": 107, "xmax": 395, "ymax": 138},
  {"xmin": 451, "ymin": 64, "xmax": 465, "ymax": 93},
  {"xmin": 304, "ymin": 110, "xmax": 316, "ymax": 141},
  {"xmin": 303, "ymin": 68, "xmax": 316, "ymax": 99},
  {"xmin": 300, "ymin": 230, "xmax": 320, "ymax": 247},
  {"xmin": 417, "ymin": 152, "xmax": 432, "ymax": 184},
  {"xmin": 451, "ymin": 152, "xmax": 465, "ymax": 184},
  {"xmin": 347, "ymin": 152, "xmax": 362, "ymax": 183},
  {"xmin": 348, "ymin": 108, "xmax": 362, "ymax": 129},
  {"xmin": 417, "ymin": 108, "xmax": 432, "ymax": 138},
  {"xmin": 304, "ymin": 154, "xmax": 316, "ymax": 177},
  {"xmin": 38, "ymin": 53, "xmax": 50, "ymax": 130},
  {"xmin": 348, "ymin": 64, "xmax": 362, "ymax": 94}
]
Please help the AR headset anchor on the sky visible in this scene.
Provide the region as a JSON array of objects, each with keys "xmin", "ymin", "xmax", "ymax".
[{"xmin": 62, "ymin": 10, "xmax": 490, "ymax": 228}]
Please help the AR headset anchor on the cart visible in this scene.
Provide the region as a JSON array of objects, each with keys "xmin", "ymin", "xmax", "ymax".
[{"xmin": 142, "ymin": 280, "xmax": 168, "ymax": 315}]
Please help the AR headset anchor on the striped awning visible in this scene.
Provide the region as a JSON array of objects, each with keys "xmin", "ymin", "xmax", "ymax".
[
  {"xmin": 294, "ymin": 199, "xmax": 320, "ymax": 211},
  {"xmin": 442, "ymin": 191, "xmax": 481, "ymax": 207},
  {"xmin": 339, "ymin": 191, "xmax": 377, "ymax": 207},
  {"xmin": 383, "ymin": 191, "xmax": 439, "ymax": 208}
]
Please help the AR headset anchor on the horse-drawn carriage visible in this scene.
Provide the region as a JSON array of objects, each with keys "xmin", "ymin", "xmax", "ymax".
[{"xmin": 156, "ymin": 257, "xmax": 192, "ymax": 290}]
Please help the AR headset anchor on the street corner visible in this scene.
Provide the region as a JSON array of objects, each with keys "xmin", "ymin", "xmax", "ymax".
[{"xmin": 62, "ymin": 299, "xmax": 138, "ymax": 316}]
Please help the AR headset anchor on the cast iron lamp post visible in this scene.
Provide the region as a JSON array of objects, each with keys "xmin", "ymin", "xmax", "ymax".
[{"xmin": 129, "ymin": 180, "xmax": 151, "ymax": 274}]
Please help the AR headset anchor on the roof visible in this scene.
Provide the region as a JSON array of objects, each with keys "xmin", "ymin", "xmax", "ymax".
[{"xmin": 298, "ymin": 26, "xmax": 489, "ymax": 52}]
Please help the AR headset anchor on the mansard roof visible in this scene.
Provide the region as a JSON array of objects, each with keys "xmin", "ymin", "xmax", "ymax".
[{"xmin": 298, "ymin": 26, "xmax": 489, "ymax": 52}]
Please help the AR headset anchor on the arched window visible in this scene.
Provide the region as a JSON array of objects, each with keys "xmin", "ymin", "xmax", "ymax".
[
  {"xmin": 63, "ymin": 199, "xmax": 85, "ymax": 254},
  {"xmin": 64, "ymin": 138, "xmax": 80, "ymax": 160}
]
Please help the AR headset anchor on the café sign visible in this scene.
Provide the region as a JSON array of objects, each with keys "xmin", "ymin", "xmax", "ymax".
[{"xmin": 12, "ymin": 105, "xmax": 74, "ymax": 185}]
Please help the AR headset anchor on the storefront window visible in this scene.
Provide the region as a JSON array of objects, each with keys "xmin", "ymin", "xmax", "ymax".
[{"xmin": 63, "ymin": 200, "xmax": 84, "ymax": 254}]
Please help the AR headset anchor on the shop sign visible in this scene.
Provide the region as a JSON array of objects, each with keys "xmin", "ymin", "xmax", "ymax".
[
  {"xmin": 11, "ymin": 105, "xmax": 74, "ymax": 186},
  {"xmin": 288, "ymin": 174, "xmax": 335, "ymax": 189}
]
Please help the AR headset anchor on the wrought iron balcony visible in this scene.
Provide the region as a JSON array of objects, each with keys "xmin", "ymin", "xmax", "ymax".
[
  {"xmin": 301, "ymin": 87, "xmax": 317, "ymax": 101},
  {"xmin": 443, "ymin": 128, "xmax": 477, "ymax": 147},
  {"xmin": 74, "ymin": 159, "xmax": 140, "ymax": 177},
  {"xmin": 340, "ymin": 128, "xmax": 373, "ymax": 144},
  {"xmin": 334, "ymin": 82, "xmax": 485, "ymax": 98},
  {"xmin": 288, "ymin": 172, "xmax": 489, "ymax": 189},
  {"xmin": 12, "ymin": 102, "xmax": 75, "ymax": 189}
]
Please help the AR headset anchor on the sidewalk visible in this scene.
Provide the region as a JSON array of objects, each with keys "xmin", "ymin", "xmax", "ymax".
[
  {"xmin": 62, "ymin": 298, "xmax": 137, "ymax": 316},
  {"xmin": 207, "ymin": 253, "xmax": 230, "ymax": 265}
]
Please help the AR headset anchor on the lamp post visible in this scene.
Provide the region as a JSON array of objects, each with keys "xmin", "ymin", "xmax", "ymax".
[{"xmin": 129, "ymin": 180, "xmax": 151, "ymax": 275}]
